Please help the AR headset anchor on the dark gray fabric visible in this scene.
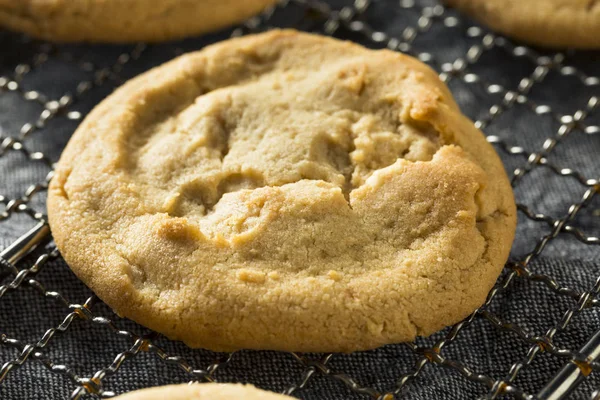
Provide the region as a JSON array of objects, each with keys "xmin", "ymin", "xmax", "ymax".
[{"xmin": 1, "ymin": 1, "xmax": 599, "ymax": 399}]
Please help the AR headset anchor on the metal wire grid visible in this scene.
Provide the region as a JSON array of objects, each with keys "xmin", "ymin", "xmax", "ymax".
[{"xmin": 0, "ymin": 0, "xmax": 599, "ymax": 398}]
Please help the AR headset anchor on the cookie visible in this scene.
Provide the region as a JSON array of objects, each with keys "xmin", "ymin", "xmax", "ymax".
[
  {"xmin": 0, "ymin": 0, "xmax": 276, "ymax": 43},
  {"xmin": 113, "ymin": 383, "xmax": 292, "ymax": 400},
  {"xmin": 446, "ymin": 0, "xmax": 600, "ymax": 48},
  {"xmin": 48, "ymin": 30, "xmax": 516, "ymax": 352}
]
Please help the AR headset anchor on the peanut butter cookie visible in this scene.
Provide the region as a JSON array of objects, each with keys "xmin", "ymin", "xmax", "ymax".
[
  {"xmin": 446, "ymin": 0, "xmax": 600, "ymax": 48},
  {"xmin": 48, "ymin": 30, "xmax": 516, "ymax": 352},
  {"xmin": 113, "ymin": 384, "xmax": 292, "ymax": 400},
  {"xmin": 0, "ymin": 0, "xmax": 276, "ymax": 43}
]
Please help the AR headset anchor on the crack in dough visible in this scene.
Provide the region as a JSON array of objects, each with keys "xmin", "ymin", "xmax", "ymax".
[{"xmin": 128, "ymin": 66, "xmax": 442, "ymax": 222}]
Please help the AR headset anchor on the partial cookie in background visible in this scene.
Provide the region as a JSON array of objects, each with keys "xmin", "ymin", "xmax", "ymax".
[
  {"xmin": 0, "ymin": 0, "xmax": 277, "ymax": 43},
  {"xmin": 48, "ymin": 30, "xmax": 516, "ymax": 352},
  {"xmin": 113, "ymin": 383, "xmax": 293, "ymax": 399},
  {"xmin": 445, "ymin": 0, "xmax": 600, "ymax": 49}
]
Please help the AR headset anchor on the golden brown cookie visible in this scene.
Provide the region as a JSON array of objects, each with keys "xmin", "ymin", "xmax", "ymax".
[
  {"xmin": 48, "ymin": 30, "xmax": 516, "ymax": 352},
  {"xmin": 113, "ymin": 383, "xmax": 292, "ymax": 400},
  {"xmin": 446, "ymin": 0, "xmax": 600, "ymax": 48},
  {"xmin": 0, "ymin": 0, "xmax": 277, "ymax": 43}
]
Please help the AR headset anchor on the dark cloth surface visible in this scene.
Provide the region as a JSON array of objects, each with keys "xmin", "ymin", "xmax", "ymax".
[{"xmin": 0, "ymin": 1, "xmax": 599, "ymax": 399}]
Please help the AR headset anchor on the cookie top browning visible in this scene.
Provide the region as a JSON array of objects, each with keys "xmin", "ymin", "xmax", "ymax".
[
  {"xmin": 0, "ymin": 0, "xmax": 276, "ymax": 43},
  {"xmin": 446, "ymin": 0, "xmax": 600, "ymax": 48},
  {"xmin": 48, "ymin": 30, "xmax": 516, "ymax": 352},
  {"xmin": 113, "ymin": 384, "xmax": 293, "ymax": 400}
]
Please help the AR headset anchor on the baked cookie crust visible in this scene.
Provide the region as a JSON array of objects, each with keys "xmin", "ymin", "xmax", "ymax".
[
  {"xmin": 48, "ymin": 30, "xmax": 516, "ymax": 352},
  {"xmin": 0, "ymin": 0, "xmax": 277, "ymax": 43},
  {"xmin": 446, "ymin": 0, "xmax": 600, "ymax": 49},
  {"xmin": 113, "ymin": 384, "xmax": 292, "ymax": 400}
]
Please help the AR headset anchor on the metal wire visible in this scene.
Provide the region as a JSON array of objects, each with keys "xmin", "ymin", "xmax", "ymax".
[{"xmin": 0, "ymin": 0, "xmax": 599, "ymax": 399}]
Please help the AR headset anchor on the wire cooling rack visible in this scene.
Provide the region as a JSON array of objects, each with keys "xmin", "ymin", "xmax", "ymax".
[{"xmin": 1, "ymin": 0, "xmax": 599, "ymax": 399}]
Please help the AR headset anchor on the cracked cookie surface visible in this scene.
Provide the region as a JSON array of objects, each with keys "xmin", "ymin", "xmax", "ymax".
[
  {"xmin": 113, "ymin": 383, "xmax": 293, "ymax": 400},
  {"xmin": 446, "ymin": 0, "xmax": 600, "ymax": 48},
  {"xmin": 48, "ymin": 30, "xmax": 516, "ymax": 352},
  {"xmin": 0, "ymin": 0, "xmax": 276, "ymax": 43}
]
